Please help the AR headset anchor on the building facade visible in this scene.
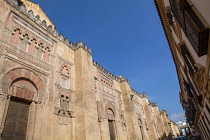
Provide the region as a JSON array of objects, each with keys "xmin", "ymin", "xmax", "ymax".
[
  {"xmin": 155, "ymin": 0, "xmax": 210, "ymax": 139},
  {"xmin": 0, "ymin": 0, "xmax": 179, "ymax": 139}
]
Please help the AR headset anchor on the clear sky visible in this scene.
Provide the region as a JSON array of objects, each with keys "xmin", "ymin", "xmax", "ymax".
[{"xmin": 30, "ymin": 0, "xmax": 185, "ymax": 122}]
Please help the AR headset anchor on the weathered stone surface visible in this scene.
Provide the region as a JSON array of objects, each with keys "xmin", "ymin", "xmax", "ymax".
[{"xmin": 0, "ymin": 0, "xmax": 180, "ymax": 140}]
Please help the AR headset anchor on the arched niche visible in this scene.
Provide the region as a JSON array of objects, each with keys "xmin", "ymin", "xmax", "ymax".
[
  {"xmin": 105, "ymin": 102, "xmax": 116, "ymax": 140},
  {"xmin": 107, "ymin": 108, "xmax": 115, "ymax": 121},
  {"xmin": 9, "ymin": 78, "xmax": 38, "ymax": 101},
  {"xmin": 1, "ymin": 68, "xmax": 45, "ymax": 103},
  {"xmin": 105, "ymin": 102, "xmax": 115, "ymax": 120}
]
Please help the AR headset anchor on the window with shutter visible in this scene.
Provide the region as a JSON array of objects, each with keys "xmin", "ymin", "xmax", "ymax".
[
  {"xmin": 180, "ymin": 44, "xmax": 196, "ymax": 75},
  {"xmin": 169, "ymin": 0, "xmax": 209, "ymax": 57}
]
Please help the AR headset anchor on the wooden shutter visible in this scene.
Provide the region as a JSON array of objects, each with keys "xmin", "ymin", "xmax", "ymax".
[
  {"xmin": 180, "ymin": 44, "xmax": 196, "ymax": 75},
  {"xmin": 108, "ymin": 120, "xmax": 116, "ymax": 140},
  {"xmin": 170, "ymin": 0, "xmax": 209, "ymax": 57},
  {"xmin": 2, "ymin": 98, "xmax": 30, "ymax": 140},
  {"xmin": 169, "ymin": 0, "xmax": 185, "ymax": 30}
]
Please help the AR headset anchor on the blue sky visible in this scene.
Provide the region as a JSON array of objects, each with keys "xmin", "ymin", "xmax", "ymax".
[{"xmin": 31, "ymin": 0, "xmax": 185, "ymax": 122}]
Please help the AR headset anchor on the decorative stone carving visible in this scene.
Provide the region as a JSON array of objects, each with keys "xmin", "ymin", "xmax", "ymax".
[
  {"xmin": 1, "ymin": 68, "xmax": 45, "ymax": 103},
  {"xmin": 194, "ymin": 63, "xmax": 206, "ymax": 94},
  {"xmin": 47, "ymin": 25, "xmax": 53, "ymax": 33},
  {"xmin": 59, "ymin": 34, "xmax": 64, "ymax": 42},
  {"xmin": 54, "ymin": 84, "xmax": 74, "ymax": 118},
  {"xmin": 53, "ymin": 28, "xmax": 58, "ymax": 37},
  {"xmin": 64, "ymin": 38, "xmax": 69, "ymax": 45},
  {"xmin": 35, "ymin": 15, "xmax": 41, "ymax": 24},
  {"xmin": 28, "ymin": 10, "xmax": 34, "ymax": 20},
  {"xmin": 59, "ymin": 63, "xmax": 71, "ymax": 78},
  {"xmin": 57, "ymin": 115, "xmax": 72, "ymax": 125},
  {"xmin": 19, "ymin": 4, "xmax": 27, "ymax": 14},
  {"xmin": 41, "ymin": 20, "xmax": 47, "ymax": 29},
  {"xmin": 105, "ymin": 102, "xmax": 115, "ymax": 120}
]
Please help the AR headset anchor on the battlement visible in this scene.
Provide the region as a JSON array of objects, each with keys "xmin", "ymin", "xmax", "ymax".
[
  {"xmin": 74, "ymin": 41, "xmax": 92, "ymax": 54},
  {"xmin": 93, "ymin": 60, "xmax": 123, "ymax": 83},
  {"xmin": 149, "ymin": 102, "xmax": 158, "ymax": 107},
  {"xmin": 5, "ymin": 0, "xmax": 92, "ymax": 54}
]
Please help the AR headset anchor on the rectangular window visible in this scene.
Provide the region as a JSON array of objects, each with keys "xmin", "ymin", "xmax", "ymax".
[
  {"xmin": 169, "ymin": 0, "xmax": 209, "ymax": 57},
  {"xmin": 61, "ymin": 78, "xmax": 67, "ymax": 88}
]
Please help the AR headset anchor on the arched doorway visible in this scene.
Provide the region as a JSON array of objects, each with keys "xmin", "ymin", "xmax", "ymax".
[
  {"xmin": 1, "ymin": 78, "xmax": 37, "ymax": 140},
  {"xmin": 107, "ymin": 108, "xmax": 116, "ymax": 140},
  {"xmin": 0, "ymin": 68, "xmax": 45, "ymax": 140}
]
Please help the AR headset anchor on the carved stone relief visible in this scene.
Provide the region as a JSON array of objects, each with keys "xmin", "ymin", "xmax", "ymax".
[
  {"xmin": 9, "ymin": 26, "xmax": 52, "ymax": 63},
  {"xmin": 54, "ymin": 58, "xmax": 74, "ymax": 124},
  {"xmin": 54, "ymin": 84, "xmax": 74, "ymax": 119},
  {"xmin": 96, "ymin": 101, "xmax": 105, "ymax": 121}
]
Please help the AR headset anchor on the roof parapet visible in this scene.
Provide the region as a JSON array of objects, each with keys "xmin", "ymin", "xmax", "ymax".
[
  {"xmin": 149, "ymin": 102, "xmax": 158, "ymax": 107},
  {"xmin": 73, "ymin": 41, "xmax": 92, "ymax": 54},
  {"xmin": 130, "ymin": 90, "xmax": 148, "ymax": 98},
  {"xmin": 93, "ymin": 60, "xmax": 128, "ymax": 83}
]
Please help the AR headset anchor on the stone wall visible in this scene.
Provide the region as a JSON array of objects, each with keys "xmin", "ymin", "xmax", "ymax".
[{"xmin": 0, "ymin": 0, "xmax": 180, "ymax": 140}]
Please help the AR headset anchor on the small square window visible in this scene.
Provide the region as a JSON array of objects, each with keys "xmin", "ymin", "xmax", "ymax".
[{"xmin": 61, "ymin": 78, "xmax": 67, "ymax": 88}]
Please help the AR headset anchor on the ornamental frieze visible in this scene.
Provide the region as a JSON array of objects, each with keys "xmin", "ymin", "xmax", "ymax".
[{"xmin": 4, "ymin": 43, "xmax": 50, "ymax": 71}]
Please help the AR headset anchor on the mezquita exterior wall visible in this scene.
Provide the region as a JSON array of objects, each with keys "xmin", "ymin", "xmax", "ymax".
[{"xmin": 0, "ymin": 0, "xmax": 179, "ymax": 139}]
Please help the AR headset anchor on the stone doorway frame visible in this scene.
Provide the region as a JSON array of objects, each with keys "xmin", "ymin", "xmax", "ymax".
[
  {"xmin": 0, "ymin": 68, "xmax": 46, "ymax": 139},
  {"xmin": 105, "ymin": 102, "xmax": 118, "ymax": 140}
]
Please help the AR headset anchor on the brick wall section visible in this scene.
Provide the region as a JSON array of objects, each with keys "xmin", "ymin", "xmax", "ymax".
[
  {"xmin": 43, "ymin": 47, "xmax": 50, "ymax": 63},
  {"xmin": 10, "ymin": 29, "xmax": 21, "ymax": 47},
  {"xmin": 19, "ymin": 34, "xmax": 29, "ymax": 51},
  {"xmin": 28, "ymin": 38, "xmax": 37, "ymax": 56}
]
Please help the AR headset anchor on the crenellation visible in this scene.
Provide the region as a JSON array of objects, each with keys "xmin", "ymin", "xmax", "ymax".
[
  {"xmin": 58, "ymin": 33, "xmax": 64, "ymax": 42},
  {"xmin": 35, "ymin": 15, "xmax": 41, "ymax": 24},
  {"xmin": 131, "ymin": 88, "xmax": 139, "ymax": 96},
  {"xmin": 41, "ymin": 20, "xmax": 47, "ymax": 29},
  {"xmin": 27, "ymin": 10, "xmax": 34, "ymax": 20},
  {"xmin": 53, "ymin": 27, "xmax": 58, "ymax": 37},
  {"xmin": 64, "ymin": 37, "xmax": 69, "ymax": 45},
  {"xmin": 93, "ymin": 60, "xmax": 119, "ymax": 82},
  {"xmin": 47, "ymin": 25, "xmax": 53, "ymax": 33},
  {"xmin": 149, "ymin": 102, "xmax": 157, "ymax": 107},
  {"xmin": 18, "ymin": 3, "xmax": 27, "ymax": 14}
]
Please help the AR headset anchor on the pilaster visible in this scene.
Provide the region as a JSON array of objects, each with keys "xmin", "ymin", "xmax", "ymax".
[
  {"xmin": 74, "ymin": 42, "xmax": 100, "ymax": 140},
  {"xmin": 119, "ymin": 79, "xmax": 141, "ymax": 140}
]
